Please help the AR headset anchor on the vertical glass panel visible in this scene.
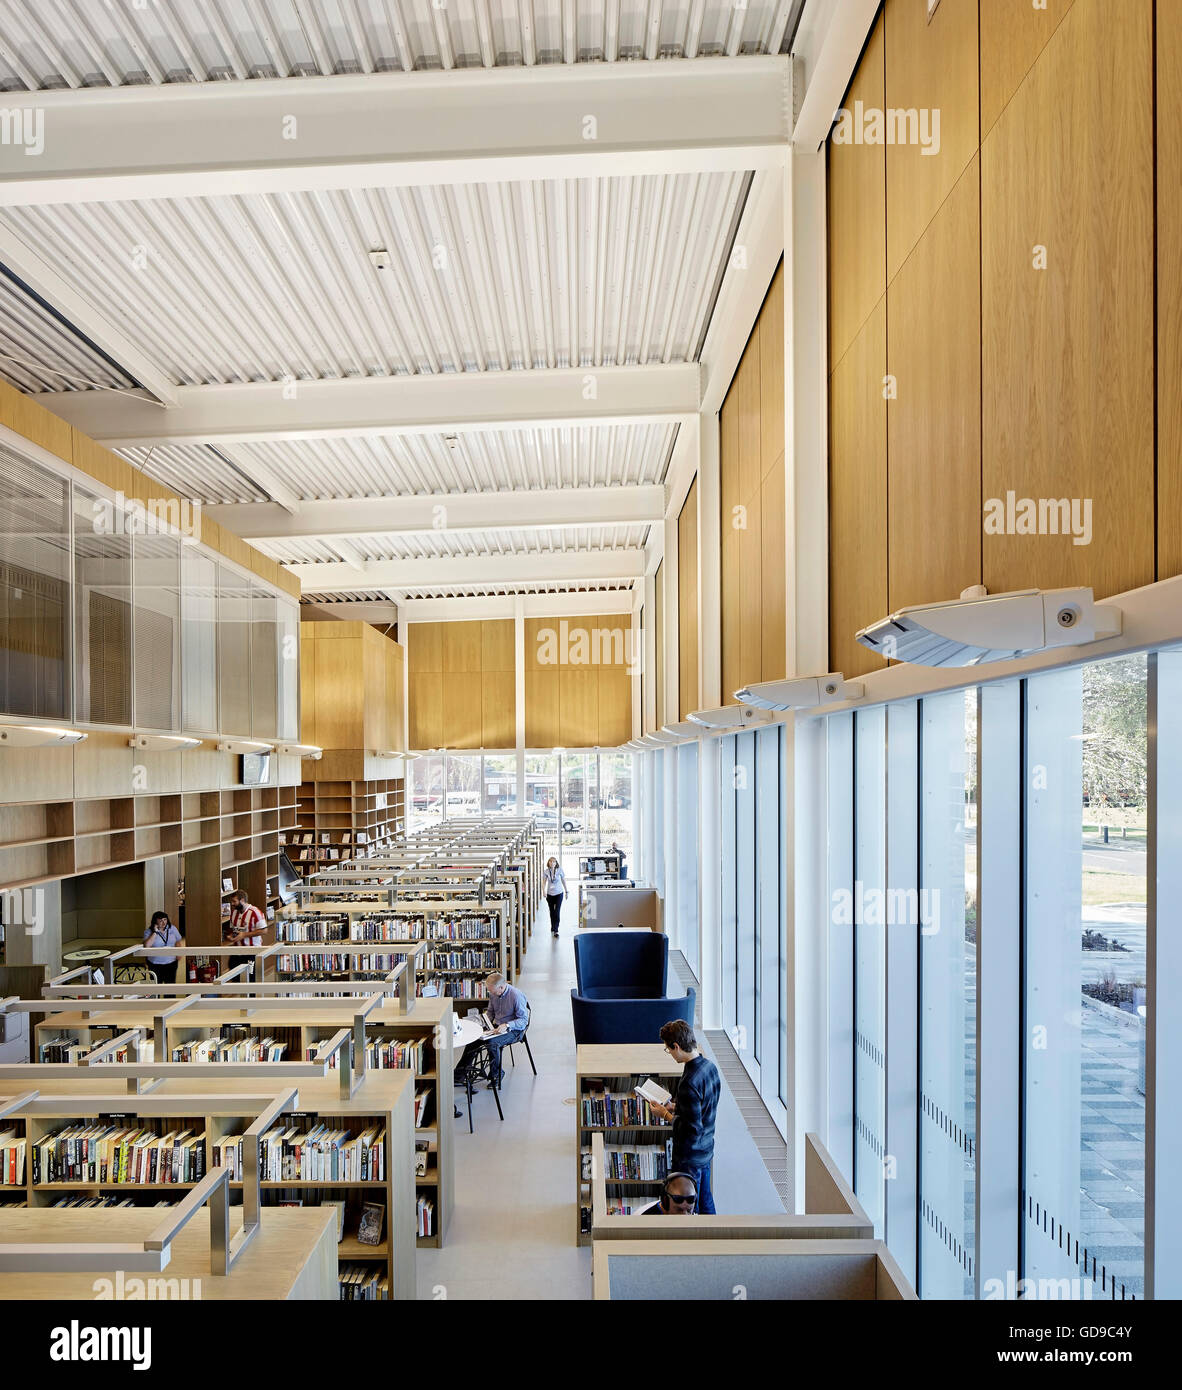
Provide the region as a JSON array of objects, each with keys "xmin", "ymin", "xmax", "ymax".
[
  {"xmin": 919, "ymin": 688, "xmax": 978, "ymax": 1298},
  {"xmin": 779, "ymin": 726, "xmax": 789, "ymax": 1108},
  {"xmin": 74, "ymin": 487, "xmax": 131, "ymax": 725},
  {"xmin": 755, "ymin": 724, "xmax": 781, "ymax": 1089},
  {"xmin": 525, "ymin": 752, "xmax": 560, "ymax": 857},
  {"xmin": 217, "ymin": 566, "xmax": 251, "ymax": 736},
  {"xmin": 854, "ymin": 705, "xmax": 887, "ymax": 1237},
  {"xmin": 277, "ymin": 598, "xmax": 299, "ymax": 741},
  {"xmin": 677, "ymin": 740, "xmax": 700, "ymax": 977},
  {"xmin": 735, "ymin": 729, "xmax": 757, "ymax": 1077},
  {"xmin": 1024, "ymin": 656, "xmax": 1146, "ymax": 1300},
  {"xmin": 410, "ymin": 754, "xmax": 444, "ymax": 829},
  {"xmin": 445, "ymin": 754, "xmax": 481, "ymax": 817},
  {"xmin": 249, "ymin": 585, "xmax": 278, "ymax": 740},
  {"xmin": 0, "ymin": 445, "xmax": 69, "ymax": 719},
  {"xmin": 720, "ymin": 735, "xmax": 738, "ymax": 1036},
  {"xmin": 482, "ymin": 753, "xmax": 517, "ymax": 814},
  {"xmin": 133, "ymin": 531, "xmax": 181, "ymax": 730},
  {"xmin": 651, "ymin": 748, "xmax": 665, "ymax": 899},
  {"xmin": 181, "ymin": 549, "xmax": 217, "ymax": 733},
  {"xmin": 599, "ymin": 751, "xmax": 634, "ymax": 861}
]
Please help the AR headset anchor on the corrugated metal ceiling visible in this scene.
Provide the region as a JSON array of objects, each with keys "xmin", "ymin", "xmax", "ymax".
[
  {"xmin": 0, "ymin": 268, "xmax": 134, "ymax": 394},
  {"xmin": 259, "ymin": 521, "xmax": 650, "ymax": 565},
  {"xmin": 0, "ymin": 1, "xmax": 801, "ymax": 89}
]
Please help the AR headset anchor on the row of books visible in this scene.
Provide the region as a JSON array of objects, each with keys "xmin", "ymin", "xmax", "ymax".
[
  {"xmin": 285, "ymin": 831, "xmax": 376, "ymax": 847},
  {"xmin": 306, "ymin": 1037, "xmax": 425, "ymax": 1072},
  {"xmin": 1, "ymin": 1130, "xmax": 25, "ymax": 1185},
  {"xmin": 416, "ymin": 1194, "xmax": 435, "ymax": 1237},
  {"xmin": 339, "ymin": 1265, "xmax": 389, "ymax": 1300},
  {"xmin": 274, "ymin": 919, "xmax": 349, "ymax": 943},
  {"xmin": 587, "ymin": 1140, "xmax": 674, "ymax": 1181},
  {"xmin": 423, "ymin": 949, "xmax": 498, "ymax": 971},
  {"xmin": 418, "ymin": 978, "xmax": 488, "ymax": 999},
  {"xmin": 211, "ymin": 1124, "xmax": 387, "ymax": 1183},
  {"xmin": 32, "ymin": 1126, "xmax": 206, "ymax": 1185},
  {"xmin": 580, "ymin": 1090, "xmax": 672, "ymax": 1129},
  {"xmin": 171, "ymin": 1035, "xmax": 287, "ymax": 1063},
  {"xmin": 51, "ymin": 1194, "xmax": 171, "ymax": 1208},
  {"xmin": 274, "ymin": 951, "xmax": 409, "ymax": 973}
]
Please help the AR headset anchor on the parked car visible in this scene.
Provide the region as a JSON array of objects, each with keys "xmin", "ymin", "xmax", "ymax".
[{"xmin": 532, "ymin": 810, "xmax": 583, "ymax": 833}]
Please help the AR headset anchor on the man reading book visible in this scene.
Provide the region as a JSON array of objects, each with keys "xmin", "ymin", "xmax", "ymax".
[
  {"xmin": 481, "ymin": 971, "xmax": 529, "ymax": 1088},
  {"xmin": 646, "ymin": 1019, "xmax": 721, "ymax": 1214}
]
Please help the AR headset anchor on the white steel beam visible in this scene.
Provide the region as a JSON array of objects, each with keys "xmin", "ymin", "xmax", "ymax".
[
  {"xmin": 39, "ymin": 365, "xmax": 701, "ymax": 447},
  {"xmin": 790, "ymin": 0, "xmax": 880, "ymax": 152},
  {"xmin": 206, "ymin": 485, "xmax": 666, "ymax": 542},
  {"xmin": 0, "ymin": 223, "xmax": 177, "ymax": 406},
  {"xmin": 395, "ymin": 591, "xmax": 635, "ymax": 622},
  {"xmin": 214, "ymin": 444, "xmax": 302, "ymax": 515},
  {"xmin": 0, "ymin": 60, "xmax": 792, "ymax": 206},
  {"xmin": 285, "ymin": 549, "xmax": 645, "ymax": 592}
]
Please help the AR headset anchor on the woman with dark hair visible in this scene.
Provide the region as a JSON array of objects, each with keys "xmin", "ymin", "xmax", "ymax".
[{"xmin": 143, "ymin": 910, "xmax": 184, "ymax": 985}]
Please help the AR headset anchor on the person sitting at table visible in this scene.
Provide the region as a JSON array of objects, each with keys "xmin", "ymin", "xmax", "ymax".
[
  {"xmin": 639, "ymin": 1171, "xmax": 698, "ymax": 1215},
  {"xmin": 481, "ymin": 970, "xmax": 528, "ymax": 1088},
  {"xmin": 143, "ymin": 910, "xmax": 184, "ymax": 985}
]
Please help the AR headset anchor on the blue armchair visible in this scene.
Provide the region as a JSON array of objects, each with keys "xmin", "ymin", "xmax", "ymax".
[
  {"xmin": 573, "ymin": 931, "xmax": 668, "ymax": 999},
  {"xmin": 570, "ymin": 987, "xmax": 696, "ymax": 1045}
]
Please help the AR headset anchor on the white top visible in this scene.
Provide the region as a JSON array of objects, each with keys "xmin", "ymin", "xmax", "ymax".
[
  {"xmin": 543, "ymin": 865, "xmax": 567, "ymax": 896},
  {"xmin": 143, "ymin": 921, "xmax": 182, "ymax": 964}
]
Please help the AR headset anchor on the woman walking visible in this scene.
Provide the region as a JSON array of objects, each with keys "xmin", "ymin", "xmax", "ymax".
[{"xmin": 543, "ymin": 856, "xmax": 567, "ymax": 936}]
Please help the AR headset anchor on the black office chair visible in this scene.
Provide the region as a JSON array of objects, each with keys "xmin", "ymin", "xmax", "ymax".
[
  {"xmin": 505, "ymin": 1001, "xmax": 537, "ymax": 1076},
  {"xmin": 453, "ymin": 1039, "xmax": 504, "ymax": 1133}
]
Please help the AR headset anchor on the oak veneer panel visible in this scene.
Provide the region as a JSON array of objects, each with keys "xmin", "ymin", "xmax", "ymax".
[
  {"xmin": 299, "ymin": 629, "xmax": 318, "ymax": 746},
  {"xmin": 560, "ymin": 668, "xmax": 599, "ymax": 748},
  {"xmin": 309, "ymin": 627, "xmax": 365, "ymax": 749},
  {"xmin": 0, "ymin": 378, "xmax": 72, "ymax": 463},
  {"xmin": 884, "ymin": 0, "xmax": 980, "ymax": 283},
  {"xmin": 363, "ymin": 627, "xmax": 389, "ymax": 752},
  {"xmin": 759, "ymin": 263, "xmax": 785, "ymax": 478},
  {"xmin": 524, "ymin": 617, "xmax": 551, "ymax": 672},
  {"xmin": 387, "ymin": 640, "xmax": 406, "ymax": 751},
  {"xmin": 442, "ymin": 674, "xmax": 482, "ymax": 749},
  {"xmin": 598, "ymin": 667, "xmax": 632, "ymax": 746},
  {"xmin": 409, "ymin": 672, "xmax": 443, "ymax": 749},
  {"xmin": 482, "ymin": 619, "xmax": 516, "ymax": 672},
  {"xmin": 654, "ymin": 560, "xmax": 665, "ymax": 729},
  {"xmin": 408, "ymin": 621, "xmax": 442, "ymax": 674},
  {"xmin": 736, "ymin": 333, "xmax": 763, "ymax": 511},
  {"xmin": 738, "ymin": 501, "xmax": 763, "ymax": 693},
  {"xmin": 525, "ymin": 670, "xmax": 560, "ymax": 748},
  {"xmin": 721, "ymin": 526, "xmax": 741, "ymax": 705},
  {"xmin": 981, "ymin": 0, "xmax": 1153, "ymax": 598},
  {"xmin": 442, "ymin": 620, "xmax": 482, "ymax": 673},
  {"xmin": 828, "ymin": 11, "xmax": 886, "ymax": 370},
  {"xmin": 481, "ymin": 670, "xmax": 516, "ymax": 749},
  {"xmin": 678, "ymin": 476, "xmax": 700, "ymax": 720},
  {"xmin": 979, "ymin": 0, "xmax": 1076, "ymax": 137},
  {"xmin": 829, "ymin": 301, "xmax": 888, "ymax": 679},
  {"xmin": 761, "ymin": 456, "xmax": 786, "ymax": 681},
  {"xmin": 887, "ymin": 159, "xmax": 982, "ymax": 611},
  {"xmin": 1160, "ymin": 0, "xmax": 1182, "ymax": 579},
  {"xmin": 721, "ymin": 390, "xmax": 740, "ymax": 533}
]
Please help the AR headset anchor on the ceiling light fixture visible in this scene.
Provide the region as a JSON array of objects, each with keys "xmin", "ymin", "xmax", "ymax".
[{"xmin": 0, "ymin": 723, "xmax": 88, "ymax": 748}]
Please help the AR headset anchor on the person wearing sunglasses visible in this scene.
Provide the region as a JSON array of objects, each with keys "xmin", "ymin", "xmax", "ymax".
[{"xmin": 639, "ymin": 1171, "xmax": 699, "ymax": 1215}]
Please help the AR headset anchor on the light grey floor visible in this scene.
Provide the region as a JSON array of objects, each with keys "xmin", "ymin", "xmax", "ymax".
[{"xmin": 415, "ymin": 897, "xmax": 784, "ymax": 1300}]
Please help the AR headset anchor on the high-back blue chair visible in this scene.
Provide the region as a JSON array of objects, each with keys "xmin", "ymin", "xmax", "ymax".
[
  {"xmin": 570, "ymin": 987, "xmax": 696, "ymax": 1045},
  {"xmin": 573, "ymin": 931, "xmax": 668, "ymax": 999}
]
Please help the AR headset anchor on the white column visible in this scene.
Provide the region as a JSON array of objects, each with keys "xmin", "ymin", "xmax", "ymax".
[
  {"xmin": 514, "ymin": 597, "xmax": 526, "ymax": 812},
  {"xmin": 700, "ymin": 733, "xmax": 723, "ymax": 1028}
]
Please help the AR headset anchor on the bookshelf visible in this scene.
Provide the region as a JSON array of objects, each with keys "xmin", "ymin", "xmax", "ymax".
[
  {"xmin": 1, "ymin": 1072, "xmax": 417, "ymax": 1297},
  {"xmin": 277, "ymin": 900, "xmax": 510, "ymax": 998},
  {"xmin": 32, "ymin": 995, "xmax": 456, "ymax": 1248},
  {"xmin": 283, "ymin": 778, "xmax": 406, "ymax": 869},
  {"xmin": 575, "ymin": 1044, "xmax": 684, "ymax": 1247}
]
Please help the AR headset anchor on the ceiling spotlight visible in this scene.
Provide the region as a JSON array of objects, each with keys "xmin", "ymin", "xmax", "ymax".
[
  {"xmin": 687, "ymin": 705, "xmax": 776, "ymax": 729},
  {"xmin": 856, "ymin": 587, "xmax": 1122, "ymax": 668},
  {"xmin": 734, "ymin": 675, "xmax": 863, "ymax": 711}
]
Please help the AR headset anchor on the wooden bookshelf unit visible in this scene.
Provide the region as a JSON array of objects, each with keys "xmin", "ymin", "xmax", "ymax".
[{"xmin": 575, "ymin": 1044, "xmax": 684, "ymax": 1247}]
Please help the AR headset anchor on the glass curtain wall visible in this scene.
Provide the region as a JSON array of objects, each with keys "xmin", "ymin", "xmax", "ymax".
[{"xmin": 676, "ymin": 740, "xmax": 700, "ymax": 978}]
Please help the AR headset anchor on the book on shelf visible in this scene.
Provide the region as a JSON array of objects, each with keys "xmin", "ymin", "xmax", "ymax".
[
  {"xmin": 416, "ymin": 1194, "xmax": 434, "ymax": 1238},
  {"xmin": 634, "ymin": 1077, "xmax": 672, "ymax": 1108},
  {"xmin": 339, "ymin": 1264, "xmax": 387, "ymax": 1300},
  {"xmin": 31, "ymin": 1125, "xmax": 207, "ymax": 1185},
  {"xmin": 0, "ymin": 1130, "xmax": 26, "ymax": 1185},
  {"xmin": 580, "ymin": 1084, "xmax": 672, "ymax": 1130},
  {"xmin": 413, "ymin": 1090, "xmax": 431, "ymax": 1128},
  {"xmin": 356, "ymin": 1201, "xmax": 384, "ymax": 1245},
  {"xmin": 414, "ymin": 1140, "xmax": 430, "ymax": 1177},
  {"xmin": 213, "ymin": 1124, "xmax": 386, "ymax": 1183}
]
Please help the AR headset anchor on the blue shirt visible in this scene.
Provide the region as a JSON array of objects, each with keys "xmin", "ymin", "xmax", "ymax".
[
  {"xmin": 671, "ymin": 1053, "xmax": 721, "ymax": 1170},
  {"xmin": 488, "ymin": 983, "xmax": 528, "ymax": 1030}
]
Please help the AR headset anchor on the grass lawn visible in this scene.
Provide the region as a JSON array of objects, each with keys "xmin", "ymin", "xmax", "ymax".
[{"xmin": 1082, "ymin": 869, "xmax": 1147, "ymax": 906}]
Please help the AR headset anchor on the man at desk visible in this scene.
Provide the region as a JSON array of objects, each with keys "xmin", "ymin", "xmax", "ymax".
[
  {"xmin": 639, "ymin": 1171, "xmax": 698, "ymax": 1215},
  {"xmin": 480, "ymin": 970, "xmax": 529, "ymax": 1088}
]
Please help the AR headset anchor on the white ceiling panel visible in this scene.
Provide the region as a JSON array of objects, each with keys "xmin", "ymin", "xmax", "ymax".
[
  {"xmin": 0, "ymin": 174, "xmax": 747, "ymax": 383},
  {"xmin": 259, "ymin": 521, "xmax": 650, "ymax": 566},
  {"xmin": 0, "ymin": 269, "xmax": 133, "ymax": 394},
  {"xmin": 0, "ymin": 2, "xmax": 801, "ymax": 90}
]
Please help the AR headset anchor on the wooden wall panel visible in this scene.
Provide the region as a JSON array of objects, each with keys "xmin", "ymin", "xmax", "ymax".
[
  {"xmin": 760, "ymin": 457, "xmax": 786, "ymax": 681},
  {"xmin": 828, "ymin": 12, "xmax": 886, "ymax": 370},
  {"xmin": 829, "ymin": 302, "xmax": 888, "ymax": 679},
  {"xmin": 721, "ymin": 528, "xmax": 741, "ymax": 705},
  {"xmin": 598, "ymin": 668, "xmax": 632, "ymax": 747},
  {"xmin": 299, "ymin": 634, "xmax": 318, "ymax": 747},
  {"xmin": 442, "ymin": 678, "xmax": 482, "ymax": 749},
  {"xmin": 678, "ymin": 476, "xmax": 699, "ymax": 719},
  {"xmin": 654, "ymin": 561, "xmax": 665, "ymax": 729},
  {"xmin": 363, "ymin": 627, "xmax": 388, "ymax": 752},
  {"xmin": 409, "ymin": 673, "xmax": 442, "ymax": 749},
  {"xmin": 981, "ymin": 0, "xmax": 1153, "ymax": 597},
  {"xmin": 481, "ymin": 671, "xmax": 515, "ymax": 749},
  {"xmin": 559, "ymin": 669, "xmax": 599, "ymax": 747},
  {"xmin": 979, "ymin": 0, "xmax": 1076, "ymax": 137},
  {"xmin": 887, "ymin": 159, "xmax": 982, "ymax": 611},
  {"xmin": 738, "ymin": 504, "xmax": 763, "ymax": 690},
  {"xmin": 441, "ymin": 620, "xmax": 482, "ymax": 673},
  {"xmin": 1160, "ymin": 0, "xmax": 1182, "ymax": 579},
  {"xmin": 481, "ymin": 619, "xmax": 515, "ymax": 672},
  {"xmin": 736, "ymin": 334, "xmax": 762, "ymax": 511},
  {"xmin": 884, "ymin": 0, "xmax": 980, "ymax": 282},
  {"xmin": 759, "ymin": 264, "xmax": 785, "ymax": 472},
  {"xmin": 407, "ymin": 621, "xmax": 442, "ymax": 674},
  {"xmin": 525, "ymin": 671, "xmax": 560, "ymax": 748}
]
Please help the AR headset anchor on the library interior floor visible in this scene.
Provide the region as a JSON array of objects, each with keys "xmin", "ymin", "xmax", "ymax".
[{"xmin": 416, "ymin": 891, "xmax": 785, "ymax": 1301}]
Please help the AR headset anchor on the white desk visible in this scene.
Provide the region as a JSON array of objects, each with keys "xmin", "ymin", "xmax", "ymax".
[{"xmin": 452, "ymin": 1016, "xmax": 484, "ymax": 1058}]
